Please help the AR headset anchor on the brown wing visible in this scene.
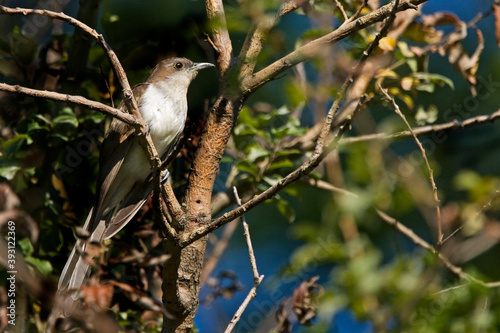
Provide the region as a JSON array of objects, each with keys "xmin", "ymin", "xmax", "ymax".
[
  {"xmin": 90, "ymin": 84, "xmax": 150, "ymax": 231},
  {"xmin": 102, "ymin": 129, "xmax": 185, "ymax": 239}
]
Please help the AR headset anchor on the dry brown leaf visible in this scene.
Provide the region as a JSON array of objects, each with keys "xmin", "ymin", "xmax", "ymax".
[
  {"xmin": 447, "ymin": 29, "xmax": 484, "ymax": 96},
  {"xmin": 82, "ymin": 284, "xmax": 114, "ymax": 310},
  {"xmin": 275, "ymin": 299, "xmax": 292, "ymax": 333},
  {"xmin": 401, "ymin": 77, "xmax": 414, "ymax": 91},
  {"xmin": 379, "ymin": 36, "xmax": 396, "ymax": 51},
  {"xmin": 291, "ymin": 276, "xmax": 322, "ymax": 325},
  {"xmin": 421, "ymin": 12, "xmax": 461, "ymax": 27}
]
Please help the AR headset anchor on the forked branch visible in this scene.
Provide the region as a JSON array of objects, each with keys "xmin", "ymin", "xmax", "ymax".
[
  {"xmin": 224, "ymin": 187, "xmax": 264, "ymax": 333},
  {"xmin": 181, "ymin": 0, "xmax": 404, "ymax": 246},
  {"xmin": 241, "ymin": 0, "xmax": 427, "ymax": 93}
]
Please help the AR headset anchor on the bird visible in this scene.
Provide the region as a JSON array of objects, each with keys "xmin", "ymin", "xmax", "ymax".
[{"xmin": 57, "ymin": 57, "xmax": 214, "ymax": 314}]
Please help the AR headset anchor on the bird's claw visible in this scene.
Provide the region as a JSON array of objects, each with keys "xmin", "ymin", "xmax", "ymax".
[
  {"xmin": 136, "ymin": 124, "xmax": 151, "ymax": 137},
  {"xmin": 160, "ymin": 170, "xmax": 170, "ymax": 183}
]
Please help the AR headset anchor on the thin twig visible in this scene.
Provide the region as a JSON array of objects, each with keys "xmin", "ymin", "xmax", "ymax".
[
  {"xmin": 182, "ymin": 0, "xmax": 401, "ymax": 246},
  {"xmin": 440, "ymin": 226, "xmax": 463, "ymax": 245},
  {"xmin": 341, "ymin": 107, "xmax": 500, "ymax": 145},
  {"xmin": 378, "ymin": 84, "xmax": 443, "ymax": 245},
  {"xmin": 478, "ymin": 189, "xmax": 500, "ymax": 216},
  {"xmin": 224, "ymin": 187, "xmax": 264, "ymax": 333},
  {"xmin": 299, "ymin": 178, "xmax": 358, "ymax": 197},
  {"xmin": 347, "ymin": 0, "xmax": 369, "ymax": 23},
  {"xmin": 334, "ymin": 0, "xmax": 349, "ymax": 21},
  {"xmin": 376, "ymin": 209, "xmax": 500, "ymax": 288},
  {"xmin": 314, "ymin": 0, "xmax": 401, "ymax": 155},
  {"xmin": 439, "ymin": 188, "xmax": 500, "ymax": 245},
  {"xmin": 233, "ymin": 187, "xmax": 260, "ymax": 281}
]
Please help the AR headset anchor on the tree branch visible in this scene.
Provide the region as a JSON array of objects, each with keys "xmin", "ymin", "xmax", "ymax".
[
  {"xmin": 224, "ymin": 187, "xmax": 264, "ymax": 333},
  {"xmin": 376, "ymin": 209, "xmax": 500, "ymax": 288},
  {"xmin": 205, "ymin": 0, "xmax": 233, "ymax": 74},
  {"xmin": 340, "ymin": 107, "xmax": 500, "ymax": 145},
  {"xmin": 0, "ymin": 6, "xmax": 143, "ymax": 127},
  {"xmin": 158, "ymin": 1, "xmax": 235, "ymax": 331},
  {"xmin": 379, "ymin": 84, "xmax": 443, "ymax": 245},
  {"xmin": 181, "ymin": 0, "xmax": 402, "ymax": 247},
  {"xmin": 237, "ymin": 0, "xmax": 307, "ymax": 79},
  {"xmin": 241, "ymin": 0, "xmax": 426, "ymax": 93},
  {"xmin": 0, "ymin": 83, "xmax": 136, "ymax": 126}
]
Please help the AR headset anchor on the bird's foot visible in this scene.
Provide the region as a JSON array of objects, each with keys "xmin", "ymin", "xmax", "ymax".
[
  {"xmin": 160, "ymin": 170, "xmax": 170, "ymax": 183},
  {"xmin": 136, "ymin": 124, "xmax": 151, "ymax": 137}
]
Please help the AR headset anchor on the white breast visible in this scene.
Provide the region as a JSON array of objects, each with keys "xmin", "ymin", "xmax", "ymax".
[{"xmin": 139, "ymin": 82, "xmax": 188, "ymax": 154}]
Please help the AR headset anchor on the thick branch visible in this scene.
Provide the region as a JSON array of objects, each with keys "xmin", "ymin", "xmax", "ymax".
[
  {"xmin": 241, "ymin": 0, "xmax": 427, "ymax": 93},
  {"xmin": 205, "ymin": 0, "xmax": 233, "ymax": 74},
  {"xmin": 160, "ymin": 1, "xmax": 235, "ymax": 332}
]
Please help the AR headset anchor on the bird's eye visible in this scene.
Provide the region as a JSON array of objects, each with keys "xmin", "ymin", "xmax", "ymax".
[{"xmin": 173, "ymin": 62, "xmax": 184, "ymax": 70}]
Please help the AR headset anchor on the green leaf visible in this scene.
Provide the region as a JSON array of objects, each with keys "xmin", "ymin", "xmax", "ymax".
[
  {"xmin": 18, "ymin": 237, "xmax": 34, "ymax": 256},
  {"xmin": 274, "ymin": 149, "xmax": 301, "ymax": 157},
  {"xmin": 0, "ymin": 165, "xmax": 21, "ymax": 180},
  {"xmin": 413, "ymin": 72, "xmax": 454, "ymax": 90},
  {"xmin": 271, "ymin": 118, "xmax": 306, "ymax": 140},
  {"xmin": 415, "ymin": 104, "xmax": 438, "ymax": 125},
  {"xmin": 26, "ymin": 120, "xmax": 45, "ymax": 132},
  {"xmin": 263, "ymin": 175, "xmax": 280, "ymax": 186},
  {"xmin": 274, "ymin": 197, "xmax": 296, "ymax": 222},
  {"xmin": 407, "ymin": 58, "xmax": 418, "ymax": 73},
  {"xmin": 275, "ymin": 105, "xmax": 291, "ymax": 116},
  {"xmin": 26, "ymin": 114, "xmax": 51, "ymax": 134},
  {"xmin": 33, "ymin": 114, "xmax": 52, "ymax": 126},
  {"xmin": 285, "ymin": 80, "xmax": 306, "ymax": 107},
  {"xmin": 81, "ymin": 80, "xmax": 105, "ymax": 101},
  {"xmin": 414, "ymin": 81, "xmax": 435, "ymax": 93},
  {"xmin": 25, "ymin": 257, "xmax": 53, "ymax": 276},
  {"xmin": 53, "ymin": 107, "xmax": 79, "ymax": 128},
  {"xmin": 49, "ymin": 132, "xmax": 70, "ymax": 142},
  {"xmin": 220, "ymin": 155, "xmax": 234, "ymax": 164},
  {"xmin": 2, "ymin": 134, "xmax": 33, "ymax": 151},
  {"xmin": 268, "ymin": 158, "xmax": 294, "ymax": 171},
  {"xmin": 236, "ymin": 107, "xmax": 257, "ymax": 127},
  {"xmin": 233, "ymin": 123, "xmax": 268, "ymax": 138},
  {"xmin": 247, "ymin": 145, "xmax": 270, "ymax": 162},
  {"xmin": 236, "ymin": 160, "xmax": 260, "ymax": 177},
  {"xmin": 291, "ymin": 223, "xmax": 322, "ymax": 241}
]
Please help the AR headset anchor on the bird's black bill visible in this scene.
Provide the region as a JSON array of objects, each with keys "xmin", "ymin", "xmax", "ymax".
[{"xmin": 192, "ymin": 62, "xmax": 215, "ymax": 71}]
